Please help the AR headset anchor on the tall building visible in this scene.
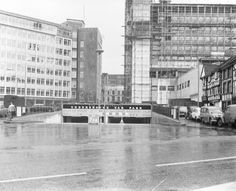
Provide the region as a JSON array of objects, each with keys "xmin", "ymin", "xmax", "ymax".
[
  {"xmin": 101, "ymin": 73, "xmax": 124, "ymax": 104},
  {"xmin": 61, "ymin": 19, "xmax": 85, "ymax": 101},
  {"xmin": 62, "ymin": 22, "xmax": 103, "ymax": 103},
  {"xmin": 77, "ymin": 28, "xmax": 103, "ymax": 103},
  {"xmin": 0, "ymin": 10, "xmax": 72, "ymax": 106},
  {"xmin": 124, "ymin": 0, "xmax": 236, "ymax": 104}
]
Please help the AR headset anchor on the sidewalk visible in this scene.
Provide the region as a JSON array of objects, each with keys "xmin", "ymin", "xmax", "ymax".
[
  {"xmin": 152, "ymin": 112, "xmax": 181, "ymax": 126},
  {"xmin": 0, "ymin": 111, "xmax": 60, "ymax": 124},
  {"xmin": 193, "ymin": 182, "xmax": 236, "ymax": 191}
]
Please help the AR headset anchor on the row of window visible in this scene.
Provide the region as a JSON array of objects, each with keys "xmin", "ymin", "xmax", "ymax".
[
  {"xmin": 56, "ymin": 37, "xmax": 71, "ymax": 46},
  {"xmin": 106, "ymin": 90, "xmax": 124, "ymax": 96},
  {"xmin": 26, "ymin": 67, "xmax": 70, "ymax": 77},
  {"xmin": 177, "ymin": 80, "xmax": 190, "ymax": 90},
  {"xmin": 0, "ymin": 86, "xmax": 70, "ymax": 98},
  {"xmin": 154, "ymin": 5, "xmax": 236, "ymax": 14},
  {"xmin": 150, "ymin": 70, "xmax": 176, "ymax": 78},
  {"xmin": 0, "ymin": 14, "xmax": 56, "ymax": 34},
  {"xmin": 0, "ymin": 76, "xmax": 70, "ymax": 87},
  {"xmin": 151, "ymin": 85, "xmax": 175, "ymax": 91}
]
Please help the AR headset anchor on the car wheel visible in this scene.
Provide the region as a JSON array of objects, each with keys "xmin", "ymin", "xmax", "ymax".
[{"xmin": 217, "ymin": 119, "xmax": 223, "ymax": 127}]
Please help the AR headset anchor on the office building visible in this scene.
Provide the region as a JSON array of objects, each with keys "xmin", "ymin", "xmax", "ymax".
[
  {"xmin": 124, "ymin": 0, "xmax": 236, "ymax": 104},
  {"xmin": 63, "ymin": 21, "xmax": 103, "ymax": 103},
  {"xmin": 62, "ymin": 19, "xmax": 85, "ymax": 101},
  {"xmin": 0, "ymin": 10, "xmax": 72, "ymax": 106},
  {"xmin": 77, "ymin": 28, "xmax": 103, "ymax": 103},
  {"xmin": 101, "ymin": 73, "xmax": 124, "ymax": 104}
]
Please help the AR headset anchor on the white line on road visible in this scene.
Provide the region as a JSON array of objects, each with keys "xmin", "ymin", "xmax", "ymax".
[
  {"xmin": 0, "ymin": 172, "xmax": 87, "ymax": 183},
  {"xmin": 156, "ymin": 156, "xmax": 236, "ymax": 168},
  {"xmin": 151, "ymin": 178, "xmax": 167, "ymax": 191}
]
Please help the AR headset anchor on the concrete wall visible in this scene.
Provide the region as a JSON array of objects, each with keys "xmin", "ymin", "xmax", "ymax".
[{"xmin": 174, "ymin": 64, "xmax": 203, "ymax": 103}]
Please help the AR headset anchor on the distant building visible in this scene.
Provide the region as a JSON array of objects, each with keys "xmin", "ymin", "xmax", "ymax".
[
  {"xmin": 169, "ymin": 58, "xmax": 224, "ymax": 107},
  {"xmin": 102, "ymin": 73, "xmax": 124, "ymax": 104},
  {"xmin": 200, "ymin": 57, "xmax": 236, "ymax": 110},
  {"xmin": 0, "ymin": 10, "xmax": 72, "ymax": 106},
  {"xmin": 0, "ymin": 9, "xmax": 103, "ymax": 107}
]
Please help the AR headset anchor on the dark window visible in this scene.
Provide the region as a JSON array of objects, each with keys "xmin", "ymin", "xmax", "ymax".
[
  {"xmin": 179, "ymin": 6, "xmax": 185, "ymax": 13},
  {"xmin": 168, "ymin": 86, "xmax": 175, "ymax": 91},
  {"xmin": 219, "ymin": 7, "xmax": 224, "ymax": 13},
  {"xmin": 159, "ymin": 86, "xmax": 166, "ymax": 91},
  {"xmin": 213, "ymin": 7, "xmax": 218, "ymax": 13},
  {"xmin": 150, "ymin": 71, "xmax": 156, "ymax": 78},
  {"xmin": 187, "ymin": 80, "xmax": 190, "ymax": 87},
  {"xmin": 206, "ymin": 7, "xmax": 211, "ymax": 13},
  {"xmin": 192, "ymin": 7, "xmax": 198, "ymax": 13},
  {"xmin": 199, "ymin": 7, "xmax": 204, "ymax": 13}
]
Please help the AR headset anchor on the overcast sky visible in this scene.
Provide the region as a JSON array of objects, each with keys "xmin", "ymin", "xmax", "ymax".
[{"xmin": 1, "ymin": 0, "xmax": 236, "ymax": 74}]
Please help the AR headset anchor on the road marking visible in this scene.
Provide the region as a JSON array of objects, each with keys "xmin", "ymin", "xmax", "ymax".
[
  {"xmin": 156, "ymin": 156, "xmax": 236, "ymax": 168},
  {"xmin": 151, "ymin": 178, "xmax": 167, "ymax": 191},
  {"xmin": 0, "ymin": 172, "xmax": 87, "ymax": 183}
]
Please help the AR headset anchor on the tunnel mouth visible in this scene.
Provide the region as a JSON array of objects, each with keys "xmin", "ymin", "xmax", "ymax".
[
  {"xmin": 123, "ymin": 117, "xmax": 151, "ymax": 124},
  {"xmin": 63, "ymin": 116, "xmax": 88, "ymax": 123},
  {"xmin": 107, "ymin": 117, "xmax": 151, "ymax": 124}
]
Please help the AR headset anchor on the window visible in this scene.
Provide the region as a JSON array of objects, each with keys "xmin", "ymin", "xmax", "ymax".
[
  {"xmin": 0, "ymin": 87, "xmax": 4, "ymax": 94},
  {"xmin": 27, "ymin": 88, "xmax": 30, "ymax": 95},
  {"xmin": 80, "ymin": 71, "xmax": 84, "ymax": 78},
  {"xmin": 159, "ymin": 86, "xmax": 166, "ymax": 91},
  {"xmin": 150, "ymin": 71, "xmax": 156, "ymax": 78},
  {"xmin": 187, "ymin": 80, "xmax": 190, "ymax": 87},
  {"xmin": 6, "ymin": 87, "xmax": 10, "ymax": 94},
  {"xmin": 80, "ymin": 62, "xmax": 84, "ymax": 68},
  {"xmin": 31, "ymin": 89, "xmax": 35, "ymax": 96},
  {"xmin": 80, "ymin": 41, "xmax": 84, "ymax": 48},
  {"xmin": 168, "ymin": 86, "xmax": 175, "ymax": 91},
  {"xmin": 80, "ymin": 51, "xmax": 84, "ymax": 58},
  {"xmin": 228, "ymin": 80, "xmax": 232, "ymax": 93}
]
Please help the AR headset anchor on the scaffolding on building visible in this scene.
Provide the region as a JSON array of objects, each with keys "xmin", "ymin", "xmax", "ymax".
[{"xmin": 124, "ymin": 0, "xmax": 236, "ymax": 104}]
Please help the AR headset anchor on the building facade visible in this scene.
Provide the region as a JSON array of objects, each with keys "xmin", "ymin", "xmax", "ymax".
[
  {"xmin": 101, "ymin": 73, "xmax": 124, "ymax": 104},
  {"xmin": 77, "ymin": 28, "xmax": 103, "ymax": 103},
  {"xmin": 201, "ymin": 56, "xmax": 236, "ymax": 110},
  {"xmin": 173, "ymin": 64, "xmax": 203, "ymax": 104},
  {"xmin": 0, "ymin": 10, "xmax": 72, "ymax": 106},
  {"xmin": 124, "ymin": 0, "xmax": 236, "ymax": 104},
  {"xmin": 62, "ymin": 19, "xmax": 85, "ymax": 101}
]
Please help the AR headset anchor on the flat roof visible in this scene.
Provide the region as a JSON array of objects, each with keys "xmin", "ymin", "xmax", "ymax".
[{"xmin": 0, "ymin": 9, "xmax": 69, "ymax": 30}]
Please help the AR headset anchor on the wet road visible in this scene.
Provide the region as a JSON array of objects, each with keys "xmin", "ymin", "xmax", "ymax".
[{"xmin": 0, "ymin": 114, "xmax": 236, "ymax": 191}]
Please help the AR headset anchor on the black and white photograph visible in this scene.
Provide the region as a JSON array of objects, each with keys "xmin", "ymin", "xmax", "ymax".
[{"xmin": 0, "ymin": 0, "xmax": 236, "ymax": 190}]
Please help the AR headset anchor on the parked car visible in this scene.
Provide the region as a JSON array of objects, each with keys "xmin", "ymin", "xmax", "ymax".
[
  {"xmin": 0, "ymin": 105, "xmax": 8, "ymax": 118},
  {"xmin": 224, "ymin": 104, "xmax": 236, "ymax": 127},
  {"xmin": 200, "ymin": 106, "xmax": 224, "ymax": 127},
  {"xmin": 186, "ymin": 106, "xmax": 200, "ymax": 120},
  {"xmin": 190, "ymin": 107, "xmax": 201, "ymax": 121}
]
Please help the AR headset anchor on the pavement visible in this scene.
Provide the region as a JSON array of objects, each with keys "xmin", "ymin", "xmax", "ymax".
[
  {"xmin": 0, "ymin": 111, "xmax": 61, "ymax": 124},
  {"xmin": 193, "ymin": 182, "xmax": 236, "ymax": 191}
]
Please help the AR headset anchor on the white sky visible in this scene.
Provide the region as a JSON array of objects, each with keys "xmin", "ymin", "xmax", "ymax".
[{"xmin": 1, "ymin": 0, "xmax": 236, "ymax": 74}]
